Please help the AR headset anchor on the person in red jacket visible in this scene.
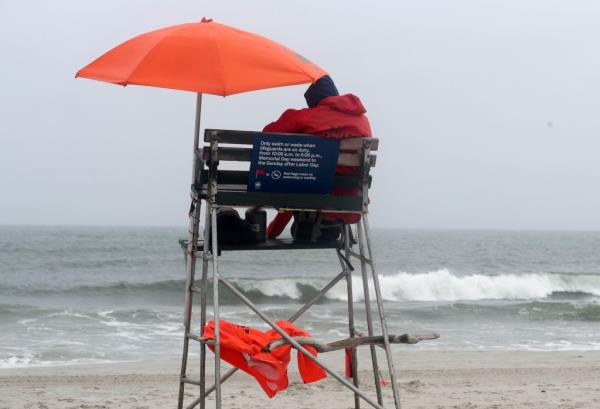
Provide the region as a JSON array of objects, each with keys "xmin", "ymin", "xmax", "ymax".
[{"xmin": 263, "ymin": 75, "xmax": 372, "ymax": 239}]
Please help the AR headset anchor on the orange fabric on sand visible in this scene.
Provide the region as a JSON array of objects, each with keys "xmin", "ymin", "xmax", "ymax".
[
  {"xmin": 203, "ymin": 320, "xmax": 326, "ymax": 397},
  {"xmin": 76, "ymin": 19, "xmax": 326, "ymax": 96}
]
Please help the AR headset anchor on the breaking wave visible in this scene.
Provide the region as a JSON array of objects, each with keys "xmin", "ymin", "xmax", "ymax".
[
  {"xmin": 3, "ymin": 269, "xmax": 600, "ymax": 304},
  {"xmin": 367, "ymin": 269, "xmax": 600, "ymax": 302}
]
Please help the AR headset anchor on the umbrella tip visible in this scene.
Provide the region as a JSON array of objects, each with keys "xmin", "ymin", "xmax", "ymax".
[{"xmin": 201, "ymin": 17, "xmax": 213, "ymax": 23}]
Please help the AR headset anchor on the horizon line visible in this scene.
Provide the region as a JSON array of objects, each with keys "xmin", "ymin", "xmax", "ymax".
[{"xmin": 1, "ymin": 223, "xmax": 599, "ymax": 233}]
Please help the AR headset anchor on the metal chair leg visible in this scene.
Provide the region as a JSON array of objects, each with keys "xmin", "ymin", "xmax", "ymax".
[
  {"xmin": 198, "ymin": 203, "xmax": 212, "ymax": 409},
  {"xmin": 210, "ymin": 206, "xmax": 221, "ymax": 409},
  {"xmin": 357, "ymin": 221, "xmax": 384, "ymax": 405},
  {"xmin": 362, "ymin": 215, "xmax": 402, "ymax": 409},
  {"xmin": 178, "ymin": 197, "xmax": 203, "ymax": 409},
  {"xmin": 180, "ymin": 92, "xmax": 204, "ymax": 409},
  {"xmin": 343, "ymin": 225, "xmax": 360, "ymax": 409}
]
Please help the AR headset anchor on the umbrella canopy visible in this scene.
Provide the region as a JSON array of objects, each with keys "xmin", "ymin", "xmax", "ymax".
[{"xmin": 76, "ymin": 18, "xmax": 327, "ymax": 96}]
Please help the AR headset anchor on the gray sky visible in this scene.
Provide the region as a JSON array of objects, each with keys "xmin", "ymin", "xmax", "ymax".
[{"xmin": 1, "ymin": 0, "xmax": 599, "ymax": 230}]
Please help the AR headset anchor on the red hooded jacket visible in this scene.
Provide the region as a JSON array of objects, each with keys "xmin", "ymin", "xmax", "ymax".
[{"xmin": 263, "ymin": 94, "xmax": 372, "ymax": 238}]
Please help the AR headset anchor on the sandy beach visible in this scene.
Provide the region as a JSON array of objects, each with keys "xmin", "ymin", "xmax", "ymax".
[{"xmin": 2, "ymin": 350, "xmax": 599, "ymax": 409}]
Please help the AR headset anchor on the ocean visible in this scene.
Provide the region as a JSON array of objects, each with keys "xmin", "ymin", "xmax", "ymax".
[{"xmin": 1, "ymin": 225, "xmax": 600, "ymax": 368}]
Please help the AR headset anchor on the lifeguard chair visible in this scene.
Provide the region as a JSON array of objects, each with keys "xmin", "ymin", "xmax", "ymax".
[{"xmin": 177, "ymin": 129, "xmax": 437, "ymax": 409}]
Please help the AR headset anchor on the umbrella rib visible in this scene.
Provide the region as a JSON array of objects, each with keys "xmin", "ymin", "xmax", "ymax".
[{"xmin": 280, "ymin": 44, "xmax": 320, "ymax": 82}]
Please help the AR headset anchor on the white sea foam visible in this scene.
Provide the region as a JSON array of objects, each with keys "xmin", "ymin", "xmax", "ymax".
[
  {"xmin": 236, "ymin": 270, "xmax": 600, "ymax": 302},
  {"xmin": 0, "ymin": 356, "xmax": 121, "ymax": 369},
  {"xmin": 243, "ymin": 278, "xmax": 303, "ymax": 299},
  {"xmin": 46, "ymin": 310, "xmax": 97, "ymax": 320},
  {"xmin": 365, "ymin": 269, "xmax": 600, "ymax": 302},
  {"xmin": 0, "ymin": 354, "xmax": 33, "ymax": 368}
]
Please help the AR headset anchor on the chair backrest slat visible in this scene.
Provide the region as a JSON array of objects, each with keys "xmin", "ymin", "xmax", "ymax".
[
  {"xmin": 340, "ymin": 137, "xmax": 379, "ymax": 151},
  {"xmin": 205, "ymin": 129, "xmax": 378, "ymax": 152},
  {"xmin": 202, "ymin": 147, "xmax": 251, "ymax": 162}
]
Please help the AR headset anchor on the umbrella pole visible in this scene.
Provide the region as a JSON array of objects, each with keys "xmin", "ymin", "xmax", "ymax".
[
  {"xmin": 178, "ymin": 93, "xmax": 204, "ymax": 409},
  {"xmin": 192, "ymin": 93, "xmax": 203, "ymax": 163}
]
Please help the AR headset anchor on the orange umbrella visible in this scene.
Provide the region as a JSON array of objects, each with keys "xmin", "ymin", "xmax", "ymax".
[
  {"xmin": 75, "ymin": 16, "xmax": 327, "ymax": 232},
  {"xmin": 76, "ymin": 18, "xmax": 326, "ymax": 95}
]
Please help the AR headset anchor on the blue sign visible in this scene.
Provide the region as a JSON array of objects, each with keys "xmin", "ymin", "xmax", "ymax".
[{"xmin": 247, "ymin": 135, "xmax": 341, "ymax": 194}]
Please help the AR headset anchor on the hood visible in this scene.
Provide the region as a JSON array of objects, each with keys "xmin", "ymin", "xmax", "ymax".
[
  {"xmin": 318, "ymin": 94, "xmax": 367, "ymax": 115},
  {"xmin": 304, "ymin": 75, "xmax": 339, "ymax": 108}
]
